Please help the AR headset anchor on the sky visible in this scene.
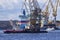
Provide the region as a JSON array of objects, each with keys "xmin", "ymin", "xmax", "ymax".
[{"xmin": 0, "ymin": 0, "xmax": 60, "ymax": 21}]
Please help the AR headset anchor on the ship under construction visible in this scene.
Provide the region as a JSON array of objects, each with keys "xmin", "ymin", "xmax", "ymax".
[{"xmin": 4, "ymin": 0, "xmax": 60, "ymax": 33}]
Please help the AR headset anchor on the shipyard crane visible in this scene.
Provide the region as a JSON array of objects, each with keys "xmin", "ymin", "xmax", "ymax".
[
  {"xmin": 41, "ymin": 0, "xmax": 56, "ymax": 26},
  {"xmin": 57, "ymin": 0, "xmax": 60, "ymax": 6},
  {"xmin": 49, "ymin": 0, "xmax": 60, "ymax": 24},
  {"xmin": 42, "ymin": 1, "xmax": 50, "ymax": 25},
  {"xmin": 19, "ymin": 0, "xmax": 29, "ymax": 18},
  {"xmin": 22, "ymin": 0, "xmax": 60, "ymax": 31},
  {"xmin": 22, "ymin": 0, "xmax": 42, "ymax": 31},
  {"xmin": 42, "ymin": 0, "xmax": 60, "ymax": 24},
  {"xmin": 49, "ymin": 0, "xmax": 56, "ymax": 24},
  {"xmin": 28, "ymin": 0, "xmax": 42, "ymax": 31}
]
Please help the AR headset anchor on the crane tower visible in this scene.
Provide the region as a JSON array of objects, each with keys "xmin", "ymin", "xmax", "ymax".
[
  {"xmin": 23, "ymin": 0, "xmax": 42, "ymax": 31},
  {"xmin": 29, "ymin": 0, "xmax": 41, "ymax": 31}
]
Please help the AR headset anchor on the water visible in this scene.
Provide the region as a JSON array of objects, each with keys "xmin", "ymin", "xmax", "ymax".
[{"xmin": 0, "ymin": 30, "xmax": 60, "ymax": 40}]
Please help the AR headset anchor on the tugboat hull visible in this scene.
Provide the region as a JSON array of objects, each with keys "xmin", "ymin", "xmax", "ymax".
[{"xmin": 4, "ymin": 30, "xmax": 48, "ymax": 33}]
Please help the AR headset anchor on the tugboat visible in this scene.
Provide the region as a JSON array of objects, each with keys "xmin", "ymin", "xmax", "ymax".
[
  {"xmin": 4, "ymin": 0, "xmax": 49, "ymax": 33},
  {"xmin": 4, "ymin": 10, "xmax": 47, "ymax": 33}
]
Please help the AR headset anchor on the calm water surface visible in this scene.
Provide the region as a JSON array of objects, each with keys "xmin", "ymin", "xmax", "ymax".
[{"xmin": 0, "ymin": 30, "xmax": 60, "ymax": 40}]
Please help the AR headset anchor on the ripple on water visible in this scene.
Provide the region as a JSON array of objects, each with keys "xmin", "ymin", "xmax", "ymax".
[{"xmin": 0, "ymin": 30, "xmax": 60, "ymax": 40}]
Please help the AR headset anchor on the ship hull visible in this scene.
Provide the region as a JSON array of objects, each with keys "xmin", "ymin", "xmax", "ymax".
[{"xmin": 4, "ymin": 30, "xmax": 48, "ymax": 33}]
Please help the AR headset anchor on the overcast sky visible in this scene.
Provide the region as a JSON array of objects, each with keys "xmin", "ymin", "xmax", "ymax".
[{"xmin": 0, "ymin": 0, "xmax": 60, "ymax": 21}]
